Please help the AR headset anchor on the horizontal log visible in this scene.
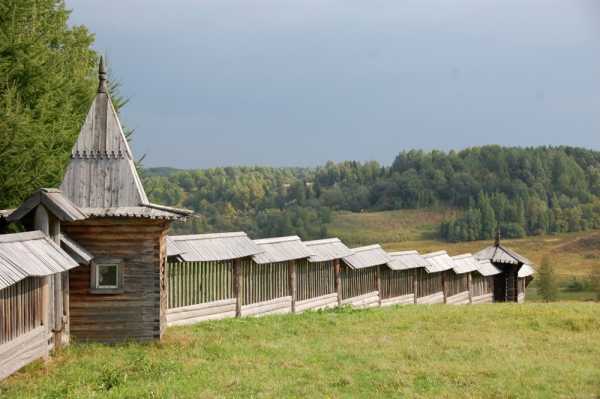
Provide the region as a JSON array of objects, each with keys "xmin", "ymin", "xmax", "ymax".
[
  {"xmin": 416, "ymin": 291, "xmax": 444, "ymax": 305},
  {"xmin": 381, "ymin": 294, "xmax": 414, "ymax": 307},
  {"xmin": 446, "ymin": 291, "xmax": 470, "ymax": 305},
  {"xmin": 166, "ymin": 299, "xmax": 236, "ymax": 323},
  {"xmin": 471, "ymin": 294, "xmax": 493, "ymax": 304},
  {"xmin": 167, "ymin": 311, "xmax": 235, "ymax": 327},
  {"xmin": 341, "ymin": 291, "xmax": 379, "ymax": 309},
  {"xmin": 295, "ymin": 293, "xmax": 338, "ymax": 313},
  {"xmin": 0, "ymin": 327, "xmax": 48, "ymax": 381},
  {"xmin": 241, "ymin": 296, "xmax": 292, "ymax": 317}
]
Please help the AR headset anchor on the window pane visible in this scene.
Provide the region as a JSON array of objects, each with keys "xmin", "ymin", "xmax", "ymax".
[{"xmin": 98, "ymin": 264, "xmax": 118, "ymax": 288}]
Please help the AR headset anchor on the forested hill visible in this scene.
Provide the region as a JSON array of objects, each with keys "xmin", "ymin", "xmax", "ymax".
[{"xmin": 144, "ymin": 146, "xmax": 600, "ymax": 242}]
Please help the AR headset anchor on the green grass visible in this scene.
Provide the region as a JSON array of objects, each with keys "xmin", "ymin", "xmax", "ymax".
[
  {"xmin": 2, "ymin": 304, "xmax": 600, "ymax": 398},
  {"xmin": 327, "ymin": 209, "xmax": 456, "ymax": 246}
]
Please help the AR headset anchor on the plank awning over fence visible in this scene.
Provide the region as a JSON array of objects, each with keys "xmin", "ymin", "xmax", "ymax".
[
  {"xmin": 387, "ymin": 250, "xmax": 430, "ymax": 271},
  {"xmin": 518, "ymin": 264, "xmax": 535, "ymax": 277},
  {"xmin": 422, "ymin": 251, "xmax": 455, "ymax": 273},
  {"xmin": 252, "ymin": 236, "xmax": 313, "ymax": 264},
  {"xmin": 342, "ymin": 244, "xmax": 391, "ymax": 269},
  {"xmin": 167, "ymin": 232, "xmax": 262, "ymax": 262},
  {"xmin": 0, "ymin": 231, "xmax": 79, "ymax": 290},
  {"xmin": 476, "ymin": 259, "xmax": 502, "ymax": 276},
  {"xmin": 304, "ymin": 238, "xmax": 352, "ymax": 262},
  {"xmin": 451, "ymin": 254, "xmax": 480, "ymax": 274}
]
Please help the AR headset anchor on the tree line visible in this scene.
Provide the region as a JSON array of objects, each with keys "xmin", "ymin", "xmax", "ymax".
[
  {"xmin": 2, "ymin": 2, "xmax": 600, "ymax": 243},
  {"xmin": 144, "ymin": 146, "xmax": 600, "ymax": 241}
]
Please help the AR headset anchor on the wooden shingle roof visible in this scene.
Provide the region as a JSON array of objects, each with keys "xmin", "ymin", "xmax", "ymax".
[
  {"xmin": 343, "ymin": 244, "xmax": 391, "ymax": 270},
  {"xmin": 304, "ymin": 238, "xmax": 352, "ymax": 262},
  {"xmin": 59, "ymin": 58, "xmax": 191, "ymax": 220},
  {"xmin": 0, "ymin": 231, "xmax": 79, "ymax": 290},
  {"xmin": 167, "ymin": 232, "xmax": 263, "ymax": 262}
]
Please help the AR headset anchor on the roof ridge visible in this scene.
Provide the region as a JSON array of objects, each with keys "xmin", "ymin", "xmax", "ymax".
[
  {"xmin": 389, "ymin": 250, "xmax": 419, "ymax": 256},
  {"xmin": 452, "ymin": 253, "xmax": 473, "ymax": 259},
  {"xmin": 254, "ymin": 235, "xmax": 301, "ymax": 244},
  {"xmin": 0, "ymin": 231, "xmax": 46, "ymax": 243},
  {"xmin": 351, "ymin": 244, "xmax": 382, "ymax": 253},
  {"xmin": 423, "ymin": 250, "xmax": 448, "ymax": 258},
  {"xmin": 170, "ymin": 232, "xmax": 247, "ymax": 241},
  {"xmin": 304, "ymin": 238, "xmax": 341, "ymax": 246}
]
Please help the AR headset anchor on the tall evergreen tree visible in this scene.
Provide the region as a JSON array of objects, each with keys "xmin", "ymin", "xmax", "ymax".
[{"xmin": 0, "ymin": 0, "xmax": 98, "ymax": 209}]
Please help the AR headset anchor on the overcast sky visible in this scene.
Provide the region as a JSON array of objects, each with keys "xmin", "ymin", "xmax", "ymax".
[{"xmin": 67, "ymin": 0, "xmax": 600, "ymax": 168}]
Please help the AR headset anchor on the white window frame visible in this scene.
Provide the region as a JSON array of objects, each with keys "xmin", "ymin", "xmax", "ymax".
[
  {"xmin": 90, "ymin": 258, "xmax": 124, "ymax": 294},
  {"xmin": 96, "ymin": 264, "xmax": 119, "ymax": 289}
]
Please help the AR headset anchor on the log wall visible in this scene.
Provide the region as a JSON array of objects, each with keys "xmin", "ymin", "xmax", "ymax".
[{"xmin": 64, "ymin": 218, "xmax": 169, "ymax": 343}]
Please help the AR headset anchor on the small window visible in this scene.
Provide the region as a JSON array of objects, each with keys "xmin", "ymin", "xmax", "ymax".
[
  {"xmin": 97, "ymin": 264, "xmax": 119, "ymax": 289},
  {"xmin": 90, "ymin": 260, "xmax": 123, "ymax": 294}
]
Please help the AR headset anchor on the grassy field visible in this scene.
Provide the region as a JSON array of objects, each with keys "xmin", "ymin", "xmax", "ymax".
[
  {"xmin": 1, "ymin": 304, "xmax": 599, "ymax": 398},
  {"xmin": 329, "ymin": 210, "xmax": 600, "ymax": 279},
  {"xmin": 327, "ymin": 208, "xmax": 457, "ymax": 245}
]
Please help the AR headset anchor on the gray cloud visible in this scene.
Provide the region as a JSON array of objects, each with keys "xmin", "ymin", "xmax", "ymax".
[{"xmin": 67, "ymin": 0, "xmax": 600, "ymax": 167}]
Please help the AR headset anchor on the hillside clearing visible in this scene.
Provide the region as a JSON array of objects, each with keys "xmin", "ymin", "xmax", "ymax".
[
  {"xmin": 1, "ymin": 304, "xmax": 599, "ymax": 398},
  {"xmin": 327, "ymin": 209, "xmax": 456, "ymax": 245},
  {"xmin": 384, "ymin": 230, "xmax": 600, "ymax": 280}
]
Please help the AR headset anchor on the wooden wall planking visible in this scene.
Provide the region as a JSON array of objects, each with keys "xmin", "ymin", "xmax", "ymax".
[{"xmin": 64, "ymin": 218, "xmax": 168, "ymax": 343}]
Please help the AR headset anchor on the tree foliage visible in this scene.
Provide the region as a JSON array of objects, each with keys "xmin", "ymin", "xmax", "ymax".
[
  {"xmin": 0, "ymin": 0, "xmax": 98, "ymax": 209},
  {"xmin": 146, "ymin": 146, "xmax": 600, "ymax": 240},
  {"xmin": 537, "ymin": 256, "xmax": 559, "ymax": 302}
]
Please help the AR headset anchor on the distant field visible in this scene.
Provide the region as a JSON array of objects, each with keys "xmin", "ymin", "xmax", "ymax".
[
  {"xmin": 383, "ymin": 231, "xmax": 600, "ymax": 281},
  {"xmin": 328, "ymin": 209, "xmax": 600, "ymax": 300},
  {"xmin": 1, "ymin": 304, "xmax": 599, "ymax": 398},
  {"xmin": 327, "ymin": 208, "xmax": 457, "ymax": 246}
]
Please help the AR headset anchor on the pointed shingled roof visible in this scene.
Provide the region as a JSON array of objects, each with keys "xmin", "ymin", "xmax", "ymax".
[
  {"xmin": 60, "ymin": 57, "xmax": 149, "ymax": 208},
  {"xmin": 58, "ymin": 58, "xmax": 192, "ymax": 220}
]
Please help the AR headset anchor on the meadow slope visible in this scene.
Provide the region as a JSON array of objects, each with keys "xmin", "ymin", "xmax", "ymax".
[{"xmin": 1, "ymin": 304, "xmax": 599, "ymax": 398}]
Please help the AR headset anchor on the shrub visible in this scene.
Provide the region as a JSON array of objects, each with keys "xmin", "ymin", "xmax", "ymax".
[{"xmin": 538, "ymin": 256, "xmax": 559, "ymax": 302}]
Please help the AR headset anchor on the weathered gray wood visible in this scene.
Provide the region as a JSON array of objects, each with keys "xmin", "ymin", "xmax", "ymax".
[
  {"xmin": 446, "ymin": 291, "xmax": 470, "ymax": 305},
  {"xmin": 381, "ymin": 293, "xmax": 414, "ymax": 307},
  {"xmin": 416, "ymin": 291, "xmax": 444, "ymax": 305},
  {"xmin": 288, "ymin": 260, "xmax": 296, "ymax": 313},
  {"xmin": 241, "ymin": 296, "xmax": 292, "ymax": 317},
  {"xmin": 0, "ymin": 327, "xmax": 48, "ymax": 381},
  {"xmin": 340, "ymin": 291, "xmax": 379, "ymax": 308},
  {"xmin": 471, "ymin": 293, "xmax": 494, "ymax": 304},
  {"xmin": 65, "ymin": 218, "xmax": 169, "ymax": 343},
  {"xmin": 166, "ymin": 298, "xmax": 236, "ymax": 326},
  {"xmin": 334, "ymin": 259, "xmax": 342, "ymax": 306},
  {"xmin": 295, "ymin": 293, "xmax": 338, "ymax": 313},
  {"xmin": 233, "ymin": 258, "xmax": 242, "ymax": 317}
]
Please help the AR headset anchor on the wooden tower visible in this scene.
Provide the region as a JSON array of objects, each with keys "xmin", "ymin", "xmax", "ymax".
[{"xmin": 59, "ymin": 58, "xmax": 191, "ymax": 342}]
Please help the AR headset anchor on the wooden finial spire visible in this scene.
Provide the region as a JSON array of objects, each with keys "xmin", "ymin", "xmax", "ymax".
[
  {"xmin": 98, "ymin": 56, "xmax": 108, "ymax": 93},
  {"xmin": 494, "ymin": 227, "xmax": 501, "ymax": 247}
]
